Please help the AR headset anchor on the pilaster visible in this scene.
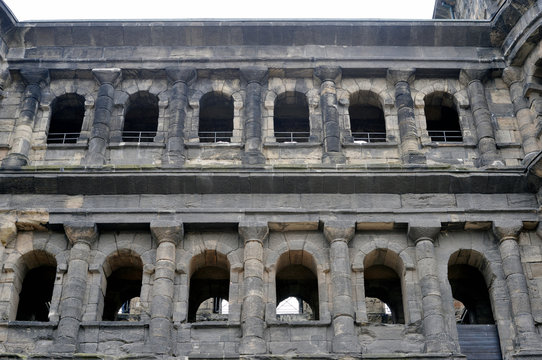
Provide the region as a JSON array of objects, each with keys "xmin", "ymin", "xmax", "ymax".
[{"xmin": 241, "ymin": 66, "xmax": 267, "ymax": 165}]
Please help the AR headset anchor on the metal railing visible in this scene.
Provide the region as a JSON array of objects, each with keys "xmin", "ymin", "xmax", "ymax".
[
  {"xmin": 351, "ymin": 132, "xmax": 387, "ymax": 143},
  {"xmin": 428, "ymin": 130, "xmax": 463, "ymax": 143},
  {"xmin": 274, "ymin": 131, "xmax": 311, "ymax": 143},
  {"xmin": 46, "ymin": 132, "xmax": 80, "ymax": 144},
  {"xmin": 122, "ymin": 131, "xmax": 157, "ymax": 143},
  {"xmin": 199, "ymin": 131, "xmax": 233, "ymax": 143}
]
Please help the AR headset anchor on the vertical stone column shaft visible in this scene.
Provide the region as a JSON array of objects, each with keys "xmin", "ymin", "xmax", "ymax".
[
  {"xmin": 315, "ymin": 66, "xmax": 345, "ymax": 164},
  {"xmin": 503, "ymin": 67, "xmax": 539, "ymax": 164},
  {"xmin": 494, "ymin": 222, "xmax": 539, "ymax": 350},
  {"xmin": 163, "ymin": 68, "xmax": 196, "ymax": 167},
  {"xmin": 461, "ymin": 70, "xmax": 502, "ymax": 166},
  {"xmin": 239, "ymin": 222, "xmax": 268, "ymax": 355},
  {"xmin": 149, "ymin": 221, "xmax": 183, "ymax": 355},
  {"xmin": 56, "ymin": 223, "xmax": 97, "ymax": 353},
  {"xmin": 2, "ymin": 68, "xmax": 49, "ymax": 169},
  {"xmin": 409, "ymin": 224, "xmax": 454, "ymax": 353},
  {"xmin": 83, "ymin": 68, "xmax": 121, "ymax": 166},
  {"xmin": 323, "ymin": 221, "xmax": 359, "ymax": 353},
  {"xmin": 241, "ymin": 67, "xmax": 267, "ymax": 165}
]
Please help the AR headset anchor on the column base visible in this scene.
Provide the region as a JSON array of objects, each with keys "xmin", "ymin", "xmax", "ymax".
[
  {"xmin": 322, "ymin": 152, "xmax": 346, "ymax": 165},
  {"xmin": 402, "ymin": 152, "xmax": 426, "ymax": 165},
  {"xmin": 239, "ymin": 336, "xmax": 267, "ymax": 355},
  {"xmin": 242, "ymin": 151, "xmax": 266, "ymax": 165},
  {"xmin": 1, "ymin": 153, "xmax": 28, "ymax": 169},
  {"xmin": 332, "ymin": 335, "xmax": 361, "ymax": 354},
  {"xmin": 82, "ymin": 152, "xmax": 106, "ymax": 167}
]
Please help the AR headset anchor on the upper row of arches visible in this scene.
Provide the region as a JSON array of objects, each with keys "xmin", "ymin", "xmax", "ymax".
[{"xmin": 46, "ymin": 90, "xmax": 462, "ymax": 145}]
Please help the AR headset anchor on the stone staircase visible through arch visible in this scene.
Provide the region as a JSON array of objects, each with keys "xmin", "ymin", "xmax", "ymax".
[{"xmin": 457, "ymin": 325, "xmax": 502, "ymax": 360}]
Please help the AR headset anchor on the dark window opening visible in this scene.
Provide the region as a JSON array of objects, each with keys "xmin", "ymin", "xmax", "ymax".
[
  {"xmin": 189, "ymin": 265, "xmax": 230, "ymax": 322},
  {"xmin": 424, "ymin": 92, "xmax": 462, "ymax": 142},
  {"xmin": 449, "ymin": 264, "xmax": 494, "ymax": 324},
  {"xmin": 349, "ymin": 91, "xmax": 386, "ymax": 143},
  {"xmin": 364, "ymin": 265, "xmax": 404, "ymax": 324},
  {"xmin": 122, "ymin": 91, "xmax": 158, "ymax": 143},
  {"xmin": 199, "ymin": 92, "xmax": 234, "ymax": 143},
  {"xmin": 47, "ymin": 93, "xmax": 85, "ymax": 144},
  {"xmin": 274, "ymin": 91, "xmax": 310, "ymax": 143},
  {"xmin": 103, "ymin": 266, "xmax": 143, "ymax": 321},
  {"xmin": 16, "ymin": 265, "xmax": 56, "ymax": 321}
]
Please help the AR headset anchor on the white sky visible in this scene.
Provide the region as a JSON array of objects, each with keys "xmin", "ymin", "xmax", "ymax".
[{"xmin": 4, "ymin": 0, "xmax": 436, "ymax": 21}]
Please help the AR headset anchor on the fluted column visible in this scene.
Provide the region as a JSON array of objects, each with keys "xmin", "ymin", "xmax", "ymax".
[
  {"xmin": 238, "ymin": 221, "xmax": 268, "ymax": 355},
  {"xmin": 2, "ymin": 68, "xmax": 49, "ymax": 169},
  {"xmin": 149, "ymin": 220, "xmax": 183, "ymax": 354},
  {"xmin": 315, "ymin": 66, "xmax": 346, "ymax": 165},
  {"xmin": 493, "ymin": 221, "xmax": 540, "ymax": 351},
  {"xmin": 409, "ymin": 223, "xmax": 454, "ymax": 353},
  {"xmin": 323, "ymin": 221, "xmax": 359, "ymax": 353},
  {"xmin": 460, "ymin": 69, "xmax": 503, "ymax": 167},
  {"xmin": 388, "ymin": 69, "xmax": 425, "ymax": 164},
  {"xmin": 55, "ymin": 223, "xmax": 97, "ymax": 353},
  {"xmin": 502, "ymin": 67, "xmax": 539, "ymax": 165},
  {"xmin": 241, "ymin": 67, "xmax": 267, "ymax": 165},
  {"xmin": 163, "ymin": 67, "xmax": 196, "ymax": 167},
  {"xmin": 83, "ymin": 68, "xmax": 122, "ymax": 166}
]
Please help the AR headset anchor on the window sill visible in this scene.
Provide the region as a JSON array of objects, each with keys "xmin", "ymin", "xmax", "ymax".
[
  {"xmin": 189, "ymin": 321, "xmax": 237, "ymax": 328},
  {"xmin": 109, "ymin": 142, "xmax": 165, "ymax": 149},
  {"xmin": 44, "ymin": 143, "xmax": 88, "ymax": 150},
  {"xmin": 6, "ymin": 320, "xmax": 58, "ymax": 327},
  {"xmin": 342, "ymin": 141, "xmax": 398, "ymax": 148},
  {"xmin": 423, "ymin": 142, "xmax": 476, "ymax": 148},
  {"xmin": 186, "ymin": 142, "xmax": 242, "ymax": 148},
  {"xmin": 81, "ymin": 320, "xmax": 149, "ymax": 327},
  {"xmin": 267, "ymin": 319, "xmax": 331, "ymax": 327},
  {"xmin": 264, "ymin": 142, "xmax": 321, "ymax": 148}
]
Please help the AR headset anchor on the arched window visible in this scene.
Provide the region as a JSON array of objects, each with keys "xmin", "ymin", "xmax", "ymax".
[
  {"xmin": 101, "ymin": 250, "xmax": 143, "ymax": 321},
  {"xmin": 424, "ymin": 92, "xmax": 462, "ymax": 142},
  {"xmin": 198, "ymin": 92, "xmax": 234, "ymax": 143},
  {"xmin": 348, "ymin": 91, "xmax": 386, "ymax": 143},
  {"xmin": 188, "ymin": 250, "xmax": 230, "ymax": 322},
  {"xmin": 16, "ymin": 250, "xmax": 57, "ymax": 321},
  {"xmin": 47, "ymin": 93, "xmax": 85, "ymax": 144},
  {"xmin": 274, "ymin": 91, "xmax": 310, "ymax": 143},
  {"xmin": 363, "ymin": 249, "xmax": 404, "ymax": 324},
  {"xmin": 122, "ymin": 91, "xmax": 158, "ymax": 143},
  {"xmin": 275, "ymin": 250, "xmax": 319, "ymax": 321}
]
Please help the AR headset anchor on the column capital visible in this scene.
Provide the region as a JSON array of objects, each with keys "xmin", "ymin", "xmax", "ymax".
[
  {"xmin": 64, "ymin": 222, "xmax": 98, "ymax": 246},
  {"xmin": 502, "ymin": 66, "xmax": 525, "ymax": 87},
  {"xmin": 240, "ymin": 66, "xmax": 268, "ymax": 84},
  {"xmin": 459, "ymin": 68, "xmax": 489, "ymax": 86},
  {"xmin": 150, "ymin": 220, "xmax": 183, "ymax": 246},
  {"xmin": 323, "ymin": 221, "xmax": 355, "ymax": 244},
  {"xmin": 408, "ymin": 221, "xmax": 441, "ymax": 243},
  {"xmin": 166, "ymin": 67, "xmax": 197, "ymax": 86},
  {"xmin": 387, "ymin": 68, "xmax": 415, "ymax": 85},
  {"xmin": 314, "ymin": 66, "xmax": 342, "ymax": 83},
  {"xmin": 493, "ymin": 220, "xmax": 523, "ymax": 242},
  {"xmin": 20, "ymin": 68, "xmax": 50, "ymax": 88},
  {"xmin": 239, "ymin": 221, "xmax": 268, "ymax": 243},
  {"xmin": 92, "ymin": 68, "xmax": 122, "ymax": 87}
]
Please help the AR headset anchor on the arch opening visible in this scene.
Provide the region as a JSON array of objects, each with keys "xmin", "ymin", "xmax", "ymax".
[
  {"xmin": 364, "ymin": 264, "xmax": 404, "ymax": 324},
  {"xmin": 47, "ymin": 93, "xmax": 85, "ymax": 144},
  {"xmin": 198, "ymin": 91, "xmax": 234, "ymax": 143},
  {"xmin": 424, "ymin": 92, "xmax": 462, "ymax": 142},
  {"xmin": 273, "ymin": 91, "xmax": 310, "ymax": 143},
  {"xmin": 349, "ymin": 91, "xmax": 386, "ymax": 143},
  {"xmin": 122, "ymin": 91, "xmax": 159, "ymax": 143}
]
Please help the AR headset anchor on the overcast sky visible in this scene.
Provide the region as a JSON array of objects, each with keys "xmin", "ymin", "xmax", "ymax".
[{"xmin": 4, "ymin": 0, "xmax": 436, "ymax": 21}]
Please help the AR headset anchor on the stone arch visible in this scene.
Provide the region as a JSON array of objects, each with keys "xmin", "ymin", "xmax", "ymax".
[
  {"xmin": 46, "ymin": 93, "xmax": 86, "ymax": 144},
  {"xmin": 273, "ymin": 91, "xmax": 311, "ymax": 143},
  {"xmin": 347, "ymin": 90, "xmax": 387, "ymax": 143},
  {"xmin": 423, "ymin": 91, "xmax": 463, "ymax": 143},
  {"xmin": 121, "ymin": 90, "xmax": 159, "ymax": 143}
]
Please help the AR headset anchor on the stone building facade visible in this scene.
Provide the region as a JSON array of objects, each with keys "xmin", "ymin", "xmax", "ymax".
[{"xmin": 0, "ymin": 0, "xmax": 542, "ymax": 359}]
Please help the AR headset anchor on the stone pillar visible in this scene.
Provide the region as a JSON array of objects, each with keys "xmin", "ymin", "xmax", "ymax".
[
  {"xmin": 315, "ymin": 66, "xmax": 346, "ymax": 165},
  {"xmin": 409, "ymin": 223, "xmax": 455, "ymax": 353},
  {"xmin": 149, "ymin": 220, "xmax": 183, "ymax": 355},
  {"xmin": 83, "ymin": 68, "xmax": 122, "ymax": 166},
  {"xmin": 241, "ymin": 67, "xmax": 267, "ymax": 165},
  {"xmin": 387, "ymin": 69, "xmax": 425, "ymax": 164},
  {"xmin": 238, "ymin": 221, "xmax": 268, "ymax": 355},
  {"xmin": 55, "ymin": 223, "xmax": 97, "ymax": 353},
  {"xmin": 163, "ymin": 67, "xmax": 196, "ymax": 167},
  {"xmin": 502, "ymin": 67, "xmax": 539, "ymax": 165},
  {"xmin": 2, "ymin": 68, "xmax": 49, "ymax": 169},
  {"xmin": 493, "ymin": 221, "xmax": 540, "ymax": 350},
  {"xmin": 323, "ymin": 221, "xmax": 359, "ymax": 353},
  {"xmin": 460, "ymin": 69, "xmax": 502, "ymax": 167}
]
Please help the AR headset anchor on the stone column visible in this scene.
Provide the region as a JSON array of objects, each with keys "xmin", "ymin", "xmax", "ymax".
[
  {"xmin": 493, "ymin": 221, "xmax": 540, "ymax": 350},
  {"xmin": 409, "ymin": 223, "xmax": 454, "ymax": 353},
  {"xmin": 502, "ymin": 67, "xmax": 539, "ymax": 164},
  {"xmin": 323, "ymin": 221, "xmax": 359, "ymax": 353},
  {"xmin": 2, "ymin": 68, "xmax": 49, "ymax": 169},
  {"xmin": 315, "ymin": 66, "xmax": 346, "ymax": 164},
  {"xmin": 460, "ymin": 69, "xmax": 502, "ymax": 167},
  {"xmin": 83, "ymin": 68, "xmax": 121, "ymax": 166},
  {"xmin": 55, "ymin": 223, "xmax": 97, "ymax": 353},
  {"xmin": 163, "ymin": 67, "xmax": 196, "ymax": 167},
  {"xmin": 238, "ymin": 221, "xmax": 268, "ymax": 355},
  {"xmin": 388, "ymin": 69, "xmax": 425, "ymax": 164},
  {"xmin": 149, "ymin": 220, "xmax": 183, "ymax": 355},
  {"xmin": 241, "ymin": 67, "xmax": 267, "ymax": 165}
]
